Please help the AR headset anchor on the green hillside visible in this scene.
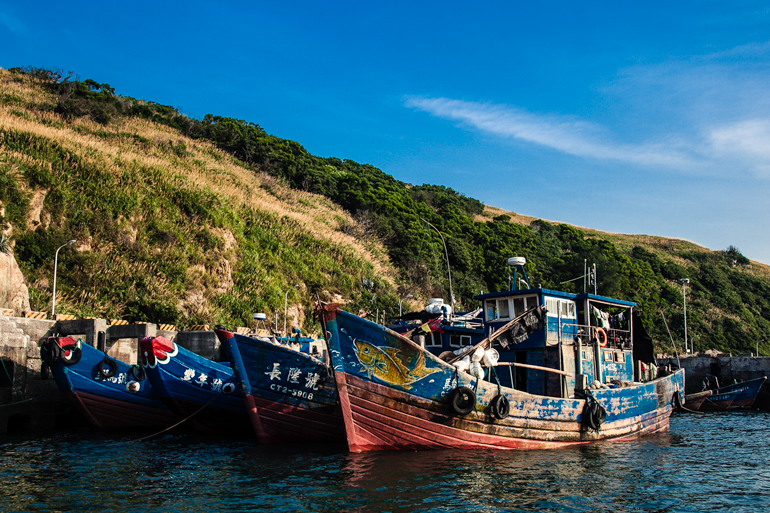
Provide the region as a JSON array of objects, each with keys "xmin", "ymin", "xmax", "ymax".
[{"xmin": 2, "ymin": 66, "xmax": 769, "ymax": 354}]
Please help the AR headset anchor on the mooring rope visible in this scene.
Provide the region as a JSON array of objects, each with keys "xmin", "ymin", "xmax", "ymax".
[{"xmin": 107, "ymin": 397, "xmax": 217, "ymax": 445}]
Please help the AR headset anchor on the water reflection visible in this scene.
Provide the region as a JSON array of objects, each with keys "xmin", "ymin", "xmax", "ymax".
[{"xmin": 1, "ymin": 413, "xmax": 769, "ymax": 512}]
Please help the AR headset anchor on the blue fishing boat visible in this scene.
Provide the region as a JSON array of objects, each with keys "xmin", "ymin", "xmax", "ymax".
[
  {"xmin": 139, "ymin": 336, "xmax": 251, "ymax": 433},
  {"xmin": 41, "ymin": 335, "xmax": 179, "ymax": 429},
  {"xmin": 215, "ymin": 329, "xmax": 344, "ymax": 443},
  {"xmin": 696, "ymin": 376, "xmax": 767, "ymax": 411},
  {"xmin": 319, "ymin": 257, "xmax": 685, "ymax": 452}
]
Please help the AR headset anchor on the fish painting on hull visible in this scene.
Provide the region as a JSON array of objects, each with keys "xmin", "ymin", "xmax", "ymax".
[{"xmin": 351, "ymin": 338, "xmax": 438, "ymax": 388}]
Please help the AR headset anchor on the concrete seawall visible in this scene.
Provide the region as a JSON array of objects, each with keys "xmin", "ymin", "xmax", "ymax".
[{"xmin": 0, "ymin": 313, "xmax": 219, "ymax": 434}]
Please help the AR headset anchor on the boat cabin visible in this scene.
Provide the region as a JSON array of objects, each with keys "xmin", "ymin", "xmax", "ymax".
[
  {"xmin": 388, "ymin": 303, "xmax": 486, "ymax": 355},
  {"xmin": 475, "ymin": 287, "xmax": 636, "ymax": 399}
]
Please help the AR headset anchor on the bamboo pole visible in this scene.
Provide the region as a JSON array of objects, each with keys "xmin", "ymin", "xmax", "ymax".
[{"xmin": 495, "ymin": 362, "xmax": 574, "ymax": 377}]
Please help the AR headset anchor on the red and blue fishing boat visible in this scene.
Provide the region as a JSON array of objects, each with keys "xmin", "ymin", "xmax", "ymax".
[
  {"xmin": 214, "ymin": 329, "xmax": 344, "ymax": 443},
  {"xmin": 695, "ymin": 376, "xmax": 766, "ymax": 411},
  {"xmin": 41, "ymin": 335, "xmax": 179, "ymax": 429},
  {"xmin": 139, "ymin": 336, "xmax": 251, "ymax": 433},
  {"xmin": 318, "ymin": 257, "xmax": 684, "ymax": 452}
]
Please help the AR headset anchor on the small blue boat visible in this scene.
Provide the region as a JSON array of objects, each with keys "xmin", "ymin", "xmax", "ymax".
[
  {"xmin": 139, "ymin": 336, "xmax": 251, "ymax": 433},
  {"xmin": 42, "ymin": 335, "xmax": 179, "ymax": 429},
  {"xmin": 697, "ymin": 376, "xmax": 767, "ymax": 411},
  {"xmin": 215, "ymin": 329, "xmax": 344, "ymax": 443}
]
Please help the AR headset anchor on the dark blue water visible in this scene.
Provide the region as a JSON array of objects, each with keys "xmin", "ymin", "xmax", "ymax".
[{"xmin": 2, "ymin": 412, "xmax": 769, "ymax": 512}]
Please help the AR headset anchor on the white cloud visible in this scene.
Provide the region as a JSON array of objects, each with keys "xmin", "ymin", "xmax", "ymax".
[
  {"xmin": 407, "ymin": 41, "xmax": 770, "ymax": 179},
  {"xmin": 0, "ymin": 8, "xmax": 25, "ymax": 34},
  {"xmin": 709, "ymin": 120, "xmax": 770, "ymax": 178},
  {"xmin": 405, "ymin": 96, "xmax": 698, "ymax": 169}
]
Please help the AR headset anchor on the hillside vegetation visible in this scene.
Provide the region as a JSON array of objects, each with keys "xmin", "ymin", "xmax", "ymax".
[
  {"xmin": 2, "ymin": 67, "xmax": 769, "ymax": 354},
  {"xmin": 0, "ymin": 68, "xmax": 398, "ymax": 331}
]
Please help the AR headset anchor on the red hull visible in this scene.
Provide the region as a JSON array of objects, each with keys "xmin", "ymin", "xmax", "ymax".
[
  {"xmin": 70, "ymin": 391, "xmax": 180, "ymax": 430},
  {"xmin": 336, "ymin": 373, "xmax": 672, "ymax": 452},
  {"xmin": 244, "ymin": 394, "xmax": 345, "ymax": 443}
]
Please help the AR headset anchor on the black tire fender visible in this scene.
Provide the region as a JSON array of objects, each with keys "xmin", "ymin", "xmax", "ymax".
[
  {"xmin": 449, "ymin": 386, "xmax": 476, "ymax": 415},
  {"xmin": 40, "ymin": 339, "xmax": 62, "ymax": 365},
  {"xmin": 583, "ymin": 397, "xmax": 607, "ymax": 431},
  {"xmin": 129, "ymin": 364, "xmax": 146, "ymax": 382},
  {"xmin": 99, "ymin": 357, "xmax": 118, "ymax": 379},
  {"xmin": 61, "ymin": 345, "xmax": 82, "ymax": 366},
  {"xmin": 490, "ymin": 394, "xmax": 510, "ymax": 420},
  {"xmin": 40, "ymin": 362, "xmax": 50, "ymax": 380}
]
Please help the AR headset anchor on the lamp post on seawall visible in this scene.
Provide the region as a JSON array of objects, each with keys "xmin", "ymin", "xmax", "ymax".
[
  {"xmin": 283, "ymin": 285, "xmax": 299, "ymax": 338},
  {"xmin": 52, "ymin": 239, "xmax": 76, "ymax": 318},
  {"xmin": 758, "ymin": 339, "xmax": 765, "ymax": 358},
  {"xmin": 399, "ymin": 294, "xmax": 413, "ymax": 317},
  {"xmin": 679, "ymin": 278, "xmax": 690, "ymax": 354},
  {"xmin": 420, "ymin": 218, "xmax": 455, "ymax": 313}
]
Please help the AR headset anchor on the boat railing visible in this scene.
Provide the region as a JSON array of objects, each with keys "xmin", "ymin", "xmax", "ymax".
[{"xmin": 573, "ymin": 324, "xmax": 631, "ymax": 349}]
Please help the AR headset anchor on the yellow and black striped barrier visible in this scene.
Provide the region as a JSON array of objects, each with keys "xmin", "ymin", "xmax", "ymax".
[
  {"xmin": 235, "ymin": 327, "xmax": 250, "ymax": 335},
  {"xmin": 187, "ymin": 325, "xmax": 210, "ymax": 331},
  {"xmin": 53, "ymin": 314, "xmax": 76, "ymax": 321},
  {"xmin": 23, "ymin": 311, "xmax": 47, "ymax": 319},
  {"xmin": 158, "ymin": 324, "xmax": 177, "ymax": 331},
  {"xmin": 108, "ymin": 319, "xmax": 129, "ymax": 326},
  {"xmin": 0, "ymin": 308, "xmax": 14, "ymax": 317}
]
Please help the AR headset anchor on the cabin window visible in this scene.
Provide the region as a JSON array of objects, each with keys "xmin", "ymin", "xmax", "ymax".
[
  {"xmin": 546, "ymin": 298, "xmax": 576, "ymax": 319},
  {"xmin": 425, "ymin": 332, "xmax": 441, "ymax": 347},
  {"xmin": 603, "ymin": 351, "xmax": 614, "ymax": 362},
  {"xmin": 581, "ymin": 350, "xmax": 587, "ymax": 361},
  {"xmin": 486, "ymin": 299, "xmax": 511, "ymax": 321},
  {"xmin": 450, "ymin": 334, "xmax": 473, "ymax": 347},
  {"xmin": 615, "ymin": 352, "xmax": 626, "ymax": 363},
  {"xmin": 512, "ymin": 295, "xmax": 538, "ymax": 317}
]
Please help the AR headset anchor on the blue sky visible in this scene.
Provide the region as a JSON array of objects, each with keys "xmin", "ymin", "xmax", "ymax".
[{"xmin": 3, "ymin": 1, "xmax": 770, "ymax": 264}]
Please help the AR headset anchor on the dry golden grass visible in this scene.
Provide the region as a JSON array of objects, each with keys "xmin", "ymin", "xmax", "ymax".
[{"xmin": 0, "ymin": 68, "xmax": 397, "ymax": 288}]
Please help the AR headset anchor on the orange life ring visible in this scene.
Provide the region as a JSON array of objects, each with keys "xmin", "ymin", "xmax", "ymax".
[{"xmin": 595, "ymin": 328, "xmax": 607, "ymax": 347}]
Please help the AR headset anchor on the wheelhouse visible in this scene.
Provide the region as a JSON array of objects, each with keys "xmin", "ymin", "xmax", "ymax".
[{"xmin": 476, "ymin": 287, "xmax": 636, "ymax": 398}]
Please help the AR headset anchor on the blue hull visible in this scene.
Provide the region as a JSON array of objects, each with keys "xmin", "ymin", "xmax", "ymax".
[
  {"xmin": 45, "ymin": 336, "xmax": 179, "ymax": 429},
  {"xmin": 321, "ymin": 308, "xmax": 685, "ymax": 452},
  {"xmin": 216, "ymin": 330, "xmax": 344, "ymax": 443},
  {"xmin": 140, "ymin": 336, "xmax": 251, "ymax": 433},
  {"xmin": 700, "ymin": 376, "xmax": 767, "ymax": 411}
]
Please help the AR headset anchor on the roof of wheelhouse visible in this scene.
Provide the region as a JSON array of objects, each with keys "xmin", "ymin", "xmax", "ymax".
[{"xmin": 474, "ymin": 288, "xmax": 636, "ymax": 308}]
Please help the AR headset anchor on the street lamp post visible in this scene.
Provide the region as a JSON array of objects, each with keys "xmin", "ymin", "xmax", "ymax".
[
  {"xmin": 52, "ymin": 239, "xmax": 76, "ymax": 318},
  {"xmin": 679, "ymin": 278, "xmax": 690, "ymax": 354},
  {"xmin": 284, "ymin": 284, "xmax": 299, "ymax": 338},
  {"xmin": 420, "ymin": 218, "xmax": 455, "ymax": 313},
  {"xmin": 399, "ymin": 294, "xmax": 413, "ymax": 317}
]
